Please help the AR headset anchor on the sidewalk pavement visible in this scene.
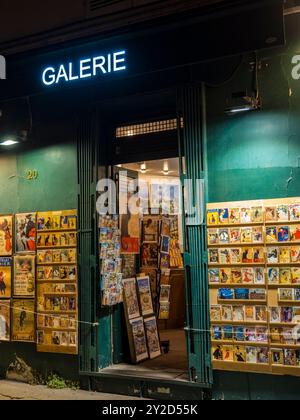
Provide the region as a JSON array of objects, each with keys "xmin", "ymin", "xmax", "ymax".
[{"xmin": 0, "ymin": 380, "xmax": 142, "ymax": 400}]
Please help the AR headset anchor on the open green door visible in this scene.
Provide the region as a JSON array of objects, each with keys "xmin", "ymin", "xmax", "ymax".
[{"xmin": 178, "ymin": 84, "xmax": 213, "ymax": 387}]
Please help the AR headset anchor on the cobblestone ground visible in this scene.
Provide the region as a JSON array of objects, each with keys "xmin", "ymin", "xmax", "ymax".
[{"xmin": 0, "ymin": 380, "xmax": 142, "ymax": 400}]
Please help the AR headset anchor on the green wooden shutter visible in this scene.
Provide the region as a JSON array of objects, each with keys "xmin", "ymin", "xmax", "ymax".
[
  {"xmin": 78, "ymin": 113, "xmax": 99, "ymax": 373},
  {"xmin": 178, "ymin": 84, "xmax": 213, "ymax": 387}
]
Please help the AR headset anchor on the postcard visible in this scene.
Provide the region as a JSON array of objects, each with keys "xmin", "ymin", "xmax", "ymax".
[
  {"xmin": 282, "ymin": 328, "xmax": 295, "ymax": 345},
  {"xmin": 240, "ymin": 208, "xmax": 251, "ymax": 224},
  {"xmin": 221, "ymin": 305, "xmax": 233, "ymax": 322},
  {"xmin": 267, "ymin": 247, "xmax": 279, "ymax": 264},
  {"xmin": 241, "ymin": 268, "xmax": 254, "ymax": 284},
  {"xmin": 284, "ymin": 349, "xmax": 296, "ymax": 366},
  {"xmin": 271, "ymin": 349, "xmax": 284, "ymax": 365},
  {"xmin": 289, "ymin": 204, "xmax": 300, "ymax": 222},
  {"xmin": 218, "ymin": 249, "xmax": 231, "ymax": 265},
  {"xmin": 254, "ymin": 267, "xmax": 265, "ymax": 285},
  {"xmin": 279, "ymin": 248, "xmax": 290, "ymax": 265},
  {"xmin": 270, "ymin": 306, "xmax": 281, "ymax": 323},
  {"xmin": 241, "ymin": 228, "xmax": 252, "ymax": 243},
  {"xmin": 161, "ymin": 217, "xmax": 171, "ymax": 236},
  {"xmin": 209, "ymin": 249, "xmax": 219, "ymax": 264},
  {"xmin": 223, "ymin": 326, "xmax": 233, "ymax": 340},
  {"xmin": 268, "ymin": 267, "xmax": 279, "ymax": 285},
  {"xmin": 220, "ymin": 268, "xmax": 231, "ymax": 284},
  {"xmin": 277, "ymin": 205, "xmax": 289, "ymax": 222},
  {"xmin": 207, "ymin": 209, "xmax": 219, "ymax": 225},
  {"xmin": 218, "ymin": 288, "xmax": 234, "ymax": 300},
  {"xmin": 234, "ymin": 326, "xmax": 245, "ymax": 342},
  {"xmin": 160, "ymin": 254, "xmax": 170, "ymax": 270},
  {"xmin": 265, "ymin": 207, "xmax": 277, "ymax": 222},
  {"xmin": 234, "ymin": 346, "xmax": 246, "ymax": 363},
  {"xmin": 223, "ymin": 346, "xmax": 234, "ymax": 362},
  {"xmin": 278, "ymin": 226, "xmax": 289, "ymax": 242},
  {"xmin": 234, "ymin": 288, "xmax": 249, "ymax": 300},
  {"xmin": 231, "ymin": 268, "xmax": 242, "ymax": 284},
  {"xmin": 207, "ymin": 229, "xmax": 219, "ymax": 245},
  {"xmin": 230, "ymin": 248, "xmax": 241, "ymax": 264},
  {"xmin": 158, "ymin": 302, "xmax": 170, "ymax": 320},
  {"xmin": 266, "ymin": 227, "xmax": 277, "ymax": 243},
  {"xmin": 212, "ymin": 345, "xmax": 223, "ymax": 361},
  {"xmin": 270, "ymin": 327, "xmax": 282, "ymax": 343},
  {"xmin": 279, "ymin": 288, "xmax": 293, "ymax": 302},
  {"xmin": 229, "ymin": 208, "xmax": 240, "ymax": 224},
  {"xmin": 219, "ymin": 228, "xmax": 229, "ymax": 244},
  {"xmin": 252, "ymin": 227, "xmax": 263, "ymax": 243},
  {"xmin": 229, "ymin": 228, "xmax": 241, "ymax": 244},
  {"xmin": 160, "ymin": 235, "xmax": 170, "ymax": 255},
  {"xmin": 0, "ymin": 257, "xmax": 12, "ymax": 298},
  {"xmin": 291, "ymin": 246, "xmax": 300, "ymax": 263},
  {"xmin": 244, "ymin": 327, "xmax": 257, "ymax": 342},
  {"xmin": 256, "ymin": 327, "xmax": 268, "ymax": 343},
  {"xmin": 212, "ymin": 326, "xmax": 223, "ymax": 341},
  {"xmin": 159, "ymin": 284, "xmax": 171, "ymax": 303},
  {"xmin": 219, "ymin": 209, "xmax": 229, "ymax": 224},
  {"xmin": 280, "ymin": 268, "xmax": 291, "ymax": 285},
  {"xmin": 209, "ymin": 268, "xmax": 220, "ymax": 284},
  {"xmin": 253, "ymin": 248, "xmax": 265, "ymax": 264},
  {"xmin": 291, "ymin": 267, "xmax": 300, "ymax": 284},
  {"xmin": 257, "ymin": 347, "xmax": 269, "ymax": 364},
  {"xmin": 255, "ymin": 306, "xmax": 267, "ymax": 322},
  {"xmin": 245, "ymin": 306, "xmax": 255, "ymax": 322},
  {"xmin": 232, "ymin": 305, "xmax": 245, "ymax": 322},
  {"xmin": 137, "ymin": 277, "xmax": 154, "ymax": 316},
  {"xmin": 210, "ymin": 305, "xmax": 221, "ymax": 321},
  {"xmin": 246, "ymin": 346, "xmax": 257, "ymax": 364},
  {"xmin": 290, "ymin": 225, "xmax": 300, "ymax": 242},
  {"xmin": 281, "ymin": 307, "xmax": 293, "ymax": 323},
  {"xmin": 251, "ymin": 207, "xmax": 263, "ymax": 223},
  {"xmin": 249, "ymin": 289, "xmax": 266, "ymax": 301},
  {"xmin": 293, "ymin": 307, "xmax": 300, "ymax": 323},
  {"xmin": 242, "ymin": 248, "xmax": 253, "ymax": 264},
  {"xmin": 294, "ymin": 288, "xmax": 300, "ymax": 301}
]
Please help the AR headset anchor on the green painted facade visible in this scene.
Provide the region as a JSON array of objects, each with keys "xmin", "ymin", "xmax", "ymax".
[
  {"xmin": 0, "ymin": 143, "xmax": 78, "ymax": 380},
  {"xmin": 206, "ymin": 13, "xmax": 300, "ymax": 400}
]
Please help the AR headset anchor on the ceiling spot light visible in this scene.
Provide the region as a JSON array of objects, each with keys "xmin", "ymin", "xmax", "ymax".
[{"xmin": 0, "ymin": 139, "xmax": 19, "ymax": 146}]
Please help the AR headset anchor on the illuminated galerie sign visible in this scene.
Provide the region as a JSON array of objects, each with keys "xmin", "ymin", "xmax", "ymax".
[
  {"xmin": 42, "ymin": 50, "xmax": 126, "ymax": 86},
  {"xmin": 292, "ymin": 55, "xmax": 300, "ymax": 80}
]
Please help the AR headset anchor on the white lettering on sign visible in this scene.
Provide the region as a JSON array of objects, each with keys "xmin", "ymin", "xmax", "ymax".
[
  {"xmin": 292, "ymin": 55, "xmax": 300, "ymax": 80},
  {"xmin": 42, "ymin": 50, "xmax": 126, "ymax": 86}
]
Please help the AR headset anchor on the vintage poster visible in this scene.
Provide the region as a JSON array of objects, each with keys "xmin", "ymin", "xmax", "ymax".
[
  {"xmin": 15, "ymin": 213, "xmax": 37, "ymax": 253},
  {"xmin": 136, "ymin": 276, "xmax": 154, "ymax": 316},
  {"xmin": 129, "ymin": 316, "xmax": 149, "ymax": 362},
  {"xmin": 120, "ymin": 175, "xmax": 140, "ymax": 254},
  {"xmin": 122, "ymin": 278, "xmax": 140, "ymax": 319},
  {"xmin": 12, "ymin": 299, "xmax": 35, "ymax": 342},
  {"xmin": 141, "ymin": 243, "xmax": 158, "ymax": 268},
  {"xmin": 0, "ymin": 216, "xmax": 13, "ymax": 256},
  {"xmin": 144, "ymin": 316, "xmax": 161, "ymax": 359},
  {"xmin": 142, "ymin": 216, "xmax": 159, "ymax": 243},
  {"xmin": 0, "ymin": 300, "xmax": 10, "ymax": 341},
  {"xmin": 13, "ymin": 255, "xmax": 35, "ymax": 297},
  {"xmin": 0, "ymin": 257, "xmax": 12, "ymax": 298}
]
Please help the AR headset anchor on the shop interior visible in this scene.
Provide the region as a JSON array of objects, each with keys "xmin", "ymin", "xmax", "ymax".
[{"xmin": 100, "ymin": 157, "xmax": 189, "ymax": 381}]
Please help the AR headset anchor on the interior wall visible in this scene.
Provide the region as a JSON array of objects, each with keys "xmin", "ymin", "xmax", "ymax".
[
  {"xmin": 205, "ymin": 12, "xmax": 300, "ymax": 400},
  {"xmin": 0, "ymin": 142, "xmax": 78, "ymax": 380}
]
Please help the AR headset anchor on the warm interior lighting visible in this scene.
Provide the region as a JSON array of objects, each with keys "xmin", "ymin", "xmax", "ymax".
[
  {"xmin": 163, "ymin": 161, "xmax": 169, "ymax": 175},
  {"xmin": 140, "ymin": 162, "xmax": 147, "ymax": 174}
]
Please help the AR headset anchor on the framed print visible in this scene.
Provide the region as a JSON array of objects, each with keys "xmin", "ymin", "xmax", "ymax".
[
  {"xmin": 136, "ymin": 276, "xmax": 154, "ymax": 316},
  {"xmin": 12, "ymin": 299, "xmax": 35, "ymax": 342},
  {"xmin": 0, "ymin": 300, "xmax": 10, "ymax": 341},
  {"xmin": 0, "ymin": 257, "xmax": 12, "ymax": 298},
  {"xmin": 129, "ymin": 316, "xmax": 149, "ymax": 363},
  {"xmin": 0, "ymin": 215, "xmax": 13, "ymax": 256},
  {"xmin": 13, "ymin": 255, "xmax": 36, "ymax": 297},
  {"xmin": 144, "ymin": 316, "xmax": 161, "ymax": 359},
  {"xmin": 122, "ymin": 278, "xmax": 140, "ymax": 320},
  {"xmin": 142, "ymin": 216, "xmax": 159, "ymax": 243},
  {"xmin": 15, "ymin": 213, "xmax": 37, "ymax": 253}
]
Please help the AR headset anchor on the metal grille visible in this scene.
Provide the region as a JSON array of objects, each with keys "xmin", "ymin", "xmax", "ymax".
[{"xmin": 116, "ymin": 118, "xmax": 180, "ymax": 138}]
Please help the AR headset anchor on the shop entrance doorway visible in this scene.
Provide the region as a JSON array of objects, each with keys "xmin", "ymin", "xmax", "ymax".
[{"xmin": 100, "ymin": 157, "xmax": 188, "ymax": 382}]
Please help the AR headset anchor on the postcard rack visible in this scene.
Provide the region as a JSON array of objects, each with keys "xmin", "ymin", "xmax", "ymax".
[{"xmin": 207, "ymin": 198, "xmax": 300, "ymax": 377}]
